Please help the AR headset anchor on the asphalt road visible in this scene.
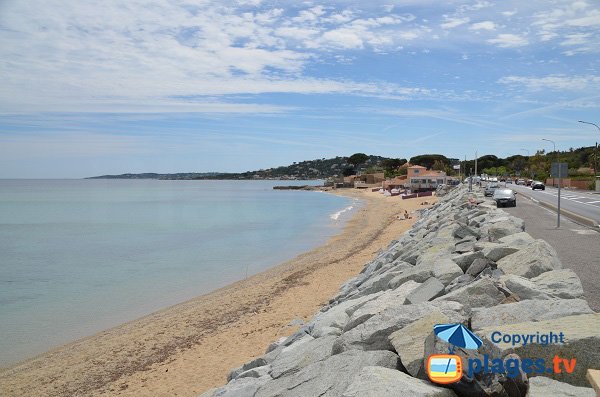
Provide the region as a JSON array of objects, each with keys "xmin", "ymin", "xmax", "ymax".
[
  {"xmin": 509, "ymin": 183, "xmax": 600, "ymax": 225},
  {"xmin": 501, "ymin": 193, "xmax": 600, "ymax": 312}
]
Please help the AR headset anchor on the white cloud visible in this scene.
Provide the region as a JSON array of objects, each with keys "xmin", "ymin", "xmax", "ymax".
[
  {"xmin": 561, "ymin": 33, "xmax": 592, "ymax": 46},
  {"xmin": 487, "ymin": 33, "xmax": 528, "ymax": 48},
  {"xmin": 320, "ymin": 28, "xmax": 364, "ymax": 49},
  {"xmin": 499, "ymin": 75, "xmax": 600, "ymax": 91},
  {"xmin": 502, "ymin": 10, "xmax": 517, "ymax": 17},
  {"xmin": 566, "ymin": 12, "xmax": 600, "ymax": 27},
  {"xmin": 441, "ymin": 17, "xmax": 470, "ymax": 29},
  {"xmin": 469, "ymin": 21, "xmax": 496, "ymax": 30}
]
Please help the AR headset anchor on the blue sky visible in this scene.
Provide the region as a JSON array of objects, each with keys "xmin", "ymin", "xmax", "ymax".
[{"xmin": 0, "ymin": 0, "xmax": 599, "ymax": 178}]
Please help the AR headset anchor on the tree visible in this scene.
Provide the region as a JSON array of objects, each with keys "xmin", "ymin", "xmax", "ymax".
[
  {"xmin": 342, "ymin": 167, "xmax": 355, "ymax": 177},
  {"xmin": 348, "ymin": 153, "xmax": 369, "ymax": 167},
  {"xmin": 409, "ymin": 154, "xmax": 449, "ymax": 170},
  {"xmin": 432, "ymin": 160, "xmax": 446, "ymax": 171},
  {"xmin": 381, "ymin": 158, "xmax": 407, "ymax": 172}
]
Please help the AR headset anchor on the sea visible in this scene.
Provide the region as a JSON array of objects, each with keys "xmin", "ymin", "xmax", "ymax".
[{"xmin": 0, "ymin": 179, "xmax": 358, "ymax": 367}]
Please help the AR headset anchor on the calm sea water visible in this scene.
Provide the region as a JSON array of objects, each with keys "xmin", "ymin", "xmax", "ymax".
[{"xmin": 0, "ymin": 179, "xmax": 357, "ymax": 366}]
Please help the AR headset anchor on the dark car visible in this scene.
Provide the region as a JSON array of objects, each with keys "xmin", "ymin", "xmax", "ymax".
[
  {"xmin": 484, "ymin": 183, "xmax": 499, "ymax": 197},
  {"xmin": 493, "ymin": 188, "xmax": 516, "ymax": 207},
  {"xmin": 531, "ymin": 181, "xmax": 545, "ymax": 190}
]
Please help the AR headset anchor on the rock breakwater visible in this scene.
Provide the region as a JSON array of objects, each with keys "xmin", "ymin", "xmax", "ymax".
[{"xmin": 201, "ymin": 185, "xmax": 597, "ymax": 397}]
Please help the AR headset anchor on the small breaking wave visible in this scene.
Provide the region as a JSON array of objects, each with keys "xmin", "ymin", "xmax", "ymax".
[{"xmin": 330, "ymin": 205, "xmax": 354, "ymax": 221}]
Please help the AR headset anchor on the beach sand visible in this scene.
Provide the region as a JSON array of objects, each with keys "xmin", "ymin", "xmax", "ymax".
[{"xmin": 0, "ymin": 189, "xmax": 435, "ymax": 397}]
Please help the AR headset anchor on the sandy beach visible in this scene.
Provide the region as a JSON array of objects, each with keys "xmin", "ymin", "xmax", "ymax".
[{"xmin": 0, "ymin": 189, "xmax": 435, "ymax": 397}]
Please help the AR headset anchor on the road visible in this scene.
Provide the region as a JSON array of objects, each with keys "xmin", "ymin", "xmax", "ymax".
[
  {"xmin": 507, "ymin": 183, "xmax": 600, "ymax": 226},
  {"xmin": 502, "ymin": 194, "xmax": 600, "ymax": 312}
]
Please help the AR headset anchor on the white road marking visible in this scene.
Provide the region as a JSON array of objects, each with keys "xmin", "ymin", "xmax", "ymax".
[{"xmin": 571, "ymin": 229, "xmax": 598, "ymax": 235}]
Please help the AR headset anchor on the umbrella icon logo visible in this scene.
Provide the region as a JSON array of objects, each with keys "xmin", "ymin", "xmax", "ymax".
[
  {"xmin": 434, "ymin": 323, "xmax": 483, "ymax": 352},
  {"xmin": 427, "ymin": 323, "xmax": 483, "ymax": 384}
]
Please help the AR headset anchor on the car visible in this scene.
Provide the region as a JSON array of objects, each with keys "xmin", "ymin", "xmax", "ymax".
[
  {"xmin": 493, "ymin": 188, "xmax": 516, "ymax": 207},
  {"xmin": 516, "ymin": 179, "xmax": 525, "ymax": 185},
  {"xmin": 531, "ymin": 181, "xmax": 545, "ymax": 190},
  {"xmin": 526, "ymin": 179, "xmax": 533, "ymax": 186},
  {"xmin": 505, "ymin": 179, "xmax": 513, "ymax": 184},
  {"xmin": 484, "ymin": 183, "xmax": 499, "ymax": 197}
]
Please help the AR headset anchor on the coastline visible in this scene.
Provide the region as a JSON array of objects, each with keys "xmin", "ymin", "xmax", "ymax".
[{"xmin": 0, "ymin": 189, "xmax": 435, "ymax": 397}]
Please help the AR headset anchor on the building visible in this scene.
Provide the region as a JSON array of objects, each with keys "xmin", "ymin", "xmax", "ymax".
[
  {"xmin": 407, "ymin": 165, "xmax": 447, "ymax": 191},
  {"xmin": 339, "ymin": 172, "xmax": 386, "ymax": 188}
]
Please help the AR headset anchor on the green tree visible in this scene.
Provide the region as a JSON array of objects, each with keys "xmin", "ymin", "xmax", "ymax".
[
  {"xmin": 432, "ymin": 160, "xmax": 446, "ymax": 171},
  {"xmin": 342, "ymin": 166, "xmax": 355, "ymax": 177},
  {"xmin": 347, "ymin": 153, "xmax": 369, "ymax": 167}
]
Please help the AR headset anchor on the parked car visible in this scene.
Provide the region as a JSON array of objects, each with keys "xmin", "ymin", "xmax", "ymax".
[
  {"xmin": 516, "ymin": 179, "xmax": 525, "ymax": 185},
  {"xmin": 506, "ymin": 179, "xmax": 513, "ymax": 184},
  {"xmin": 493, "ymin": 188, "xmax": 517, "ymax": 207},
  {"xmin": 531, "ymin": 181, "xmax": 545, "ymax": 190},
  {"xmin": 526, "ymin": 179, "xmax": 533, "ymax": 186},
  {"xmin": 484, "ymin": 183, "xmax": 499, "ymax": 197}
]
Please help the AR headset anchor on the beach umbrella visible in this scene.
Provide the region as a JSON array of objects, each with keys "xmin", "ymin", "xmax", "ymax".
[{"xmin": 434, "ymin": 323, "xmax": 482, "ymax": 350}]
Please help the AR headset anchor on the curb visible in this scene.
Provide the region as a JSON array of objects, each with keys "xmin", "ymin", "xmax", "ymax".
[{"xmin": 517, "ymin": 189, "xmax": 600, "ymax": 229}]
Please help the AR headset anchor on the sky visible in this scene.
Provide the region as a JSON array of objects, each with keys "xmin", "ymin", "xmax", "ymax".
[{"xmin": 0, "ymin": 0, "xmax": 599, "ymax": 178}]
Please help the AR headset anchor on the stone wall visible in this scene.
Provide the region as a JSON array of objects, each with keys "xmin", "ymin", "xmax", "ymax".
[{"xmin": 201, "ymin": 185, "xmax": 597, "ymax": 397}]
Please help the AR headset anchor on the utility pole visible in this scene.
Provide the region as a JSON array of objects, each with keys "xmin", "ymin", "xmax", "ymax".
[
  {"xmin": 578, "ymin": 121, "xmax": 600, "ymax": 191},
  {"xmin": 542, "ymin": 138, "xmax": 560, "ymax": 228},
  {"xmin": 474, "ymin": 150, "xmax": 478, "ymax": 183}
]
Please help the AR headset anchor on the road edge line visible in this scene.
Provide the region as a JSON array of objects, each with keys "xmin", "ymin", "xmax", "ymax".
[{"xmin": 517, "ymin": 189, "xmax": 599, "ymax": 229}]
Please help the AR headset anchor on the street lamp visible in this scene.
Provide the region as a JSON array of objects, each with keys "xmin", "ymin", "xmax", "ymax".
[
  {"xmin": 542, "ymin": 138, "xmax": 561, "ymax": 228},
  {"xmin": 578, "ymin": 120, "xmax": 600, "ymax": 133},
  {"xmin": 578, "ymin": 120, "xmax": 599, "ymax": 189}
]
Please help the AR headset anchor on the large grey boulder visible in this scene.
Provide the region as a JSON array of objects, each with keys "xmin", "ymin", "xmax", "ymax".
[
  {"xmin": 497, "ymin": 240, "xmax": 562, "ymax": 278},
  {"xmin": 480, "ymin": 313, "xmax": 600, "ymax": 386},
  {"xmin": 487, "ymin": 219, "xmax": 525, "ymax": 241},
  {"xmin": 254, "ymin": 350, "xmax": 401, "ymax": 397},
  {"xmin": 269, "ymin": 335, "xmax": 337, "ymax": 379},
  {"xmin": 451, "ymin": 251, "xmax": 485, "ymax": 272},
  {"xmin": 530, "ymin": 269, "xmax": 584, "ymax": 299},
  {"xmin": 388, "ymin": 266, "xmax": 433, "ymax": 289},
  {"xmin": 237, "ymin": 365, "xmax": 271, "ymax": 379},
  {"xmin": 200, "ymin": 375, "xmax": 271, "ymax": 397},
  {"xmin": 453, "ymin": 224, "xmax": 480, "ymax": 239},
  {"xmin": 482, "ymin": 244, "xmax": 519, "ymax": 262},
  {"xmin": 435, "ymin": 277, "xmax": 507, "ymax": 309},
  {"xmin": 353, "ymin": 267, "xmax": 410, "ymax": 296},
  {"xmin": 333, "ymin": 301, "xmax": 464, "ymax": 353},
  {"xmin": 310, "ymin": 292, "xmax": 386, "ymax": 336},
  {"xmin": 404, "ymin": 277, "xmax": 445, "ymax": 305},
  {"xmin": 466, "ymin": 258, "xmax": 492, "ymax": 277},
  {"xmin": 501, "ymin": 275, "xmax": 552, "ymax": 301},
  {"xmin": 388, "ymin": 310, "xmax": 450, "ymax": 377},
  {"xmin": 342, "ymin": 366, "xmax": 457, "ymax": 397},
  {"xmin": 471, "ymin": 299, "xmax": 593, "ymax": 330},
  {"xmin": 428, "ymin": 258, "xmax": 464, "ymax": 286},
  {"xmin": 343, "ymin": 281, "xmax": 420, "ymax": 331},
  {"xmin": 526, "ymin": 376, "xmax": 596, "ymax": 396},
  {"xmin": 498, "ymin": 232, "xmax": 535, "ymax": 247},
  {"xmin": 444, "ymin": 274, "xmax": 475, "ymax": 293}
]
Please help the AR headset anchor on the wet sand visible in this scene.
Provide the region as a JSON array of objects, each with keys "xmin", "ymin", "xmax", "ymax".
[{"xmin": 0, "ymin": 189, "xmax": 435, "ymax": 397}]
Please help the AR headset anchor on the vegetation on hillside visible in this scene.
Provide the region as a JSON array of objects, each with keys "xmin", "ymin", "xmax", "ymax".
[{"xmin": 88, "ymin": 146, "xmax": 598, "ymax": 188}]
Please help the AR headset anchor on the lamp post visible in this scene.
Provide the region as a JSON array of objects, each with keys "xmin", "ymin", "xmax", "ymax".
[
  {"xmin": 542, "ymin": 138, "xmax": 561, "ymax": 228},
  {"xmin": 578, "ymin": 121, "xmax": 599, "ymax": 190}
]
